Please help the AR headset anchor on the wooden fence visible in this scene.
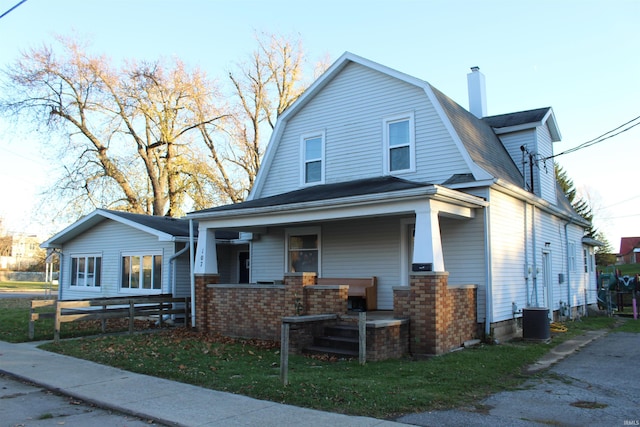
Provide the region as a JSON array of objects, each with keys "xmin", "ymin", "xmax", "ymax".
[{"xmin": 29, "ymin": 294, "xmax": 191, "ymax": 342}]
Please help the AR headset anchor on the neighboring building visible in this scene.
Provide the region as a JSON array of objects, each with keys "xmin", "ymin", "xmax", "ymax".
[
  {"xmin": 0, "ymin": 232, "xmax": 42, "ymax": 271},
  {"xmin": 40, "ymin": 209, "xmax": 242, "ymax": 301},
  {"xmin": 617, "ymin": 237, "xmax": 640, "ymax": 264},
  {"xmin": 187, "ymin": 52, "xmax": 598, "ymax": 349}
]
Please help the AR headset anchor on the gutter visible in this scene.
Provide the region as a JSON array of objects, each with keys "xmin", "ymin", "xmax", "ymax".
[
  {"xmin": 189, "ymin": 219, "xmax": 196, "ymax": 328},
  {"xmin": 564, "ymin": 219, "xmax": 574, "ymax": 320},
  {"xmin": 484, "ymin": 199, "xmax": 493, "ymax": 338},
  {"xmin": 168, "ymin": 244, "xmax": 190, "ymax": 297},
  {"xmin": 187, "ymin": 185, "xmax": 488, "ymax": 222}
]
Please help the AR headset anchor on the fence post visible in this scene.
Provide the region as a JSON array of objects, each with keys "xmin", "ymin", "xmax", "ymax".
[
  {"xmin": 280, "ymin": 322, "xmax": 290, "ymax": 385},
  {"xmin": 185, "ymin": 298, "xmax": 190, "ymax": 328},
  {"xmin": 129, "ymin": 300, "xmax": 135, "ymax": 334},
  {"xmin": 29, "ymin": 303, "xmax": 36, "ymax": 340},
  {"xmin": 359, "ymin": 311, "xmax": 366, "ymax": 365},
  {"xmin": 101, "ymin": 304, "xmax": 107, "ymax": 332},
  {"xmin": 54, "ymin": 301, "xmax": 61, "ymax": 343}
]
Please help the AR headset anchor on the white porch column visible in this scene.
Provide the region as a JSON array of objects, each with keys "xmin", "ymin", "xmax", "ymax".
[
  {"xmin": 194, "ymin": 227, "xmax": 218, "ymax": 275},
  {"xmin": 413, "ymin": 201, "xmax": 445, "ymax": 272}
]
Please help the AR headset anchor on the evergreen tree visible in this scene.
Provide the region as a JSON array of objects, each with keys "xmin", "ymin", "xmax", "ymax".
[{"xmin": 555, "ymin": 163, "xmax": 615, "ymax": 266}]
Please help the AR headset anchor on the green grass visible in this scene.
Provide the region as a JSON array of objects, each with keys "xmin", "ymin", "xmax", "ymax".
[
  {"xmin": 0, "ymin": 295, "xmax": 633, "ymax": 418},
  {"xmin": 0, "ymin": 297, "xmax": 149, "ymax": 342},
  {"xmin": 599, "ymin": 264, "xmax": 640, "ymax": 276},
  {"xmin": 614, "ymin": 317, "xmax": 640, "ymax": 333},
  {"xmin": 0, "ymin": 280, "xmax": 58, "ymax": 292},
  {"xmin": 36, "ymin": 315, "xmax": 625, "ymax": 419}
]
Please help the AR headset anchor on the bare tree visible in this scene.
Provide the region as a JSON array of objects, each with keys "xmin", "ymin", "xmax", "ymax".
[
  {"xmin": 2, "ymin": 36, "xmax": 225, "ymax": 217},
  {"xmin": 2, "ymin": 33, "xmax": 329, "ymax": 222},
  {"xmin": 211, "ymin": 32, "xmax": 313, "ymax": 201}
]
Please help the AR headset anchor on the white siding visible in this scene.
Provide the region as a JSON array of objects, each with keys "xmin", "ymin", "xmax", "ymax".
[
  {"xmin": 250, "ymin": 217, "xmax": 406, "ymax": 310},
  {"xmin": 440, "ymin": 212, "xmax": 487, "ymax": 322},
  {"xmin": 172, "ymin": 244, "xmax": 192, "ymax": 298},
  {"xmin": 257, "ymin": 62, "xmax": 471, "ymax": 197},
  {"xmin": 497, "ymin": 130, "xmax": 532, "ymax": 189},
  {"xmin": 487, "ymin": 189, "xmax": 528, "ymax": 322},
  {"xmin": 251, "ymin": 230, "xmax": 286, "ymax": 283},
  {"xmin": 497, "ymin": 127, "xmax": 557, "ymax": 204},
  {"xmin": 322, "ymin": 217, "xmax": 402, "ymax": 309},
  {"xmin": 535, "ymin": 126, "xmax": 557, "ymax": 204},
  {"xmin": 59, "ymin": 220, "xmax": 176, "ymax": 300}
]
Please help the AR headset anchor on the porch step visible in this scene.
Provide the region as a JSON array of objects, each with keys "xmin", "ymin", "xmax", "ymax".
[
  {"xmin": 323, "ymin": 324, "xmax": 359, "ymax": 339},
  {"xmin": 303, "ymin": 344, "xmax": 358, "ymax": 359},
  {"xmin": 303, "ymin": 324, "xmax": 360, "ymax": 359}
]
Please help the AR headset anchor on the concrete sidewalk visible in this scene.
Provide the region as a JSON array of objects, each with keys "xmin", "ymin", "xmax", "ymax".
[{"xmin": 0, "ymin": 340, "xmax": 409, "ymax": 427}]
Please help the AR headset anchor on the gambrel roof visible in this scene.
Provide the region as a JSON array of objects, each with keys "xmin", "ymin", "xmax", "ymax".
[
  {"xmin": 191, "ymin": 52, "xmax": 583, "ymax": 225},
  {"xmin": 250, "ymin": 52, "xmax": 539, "ymax": 199}
]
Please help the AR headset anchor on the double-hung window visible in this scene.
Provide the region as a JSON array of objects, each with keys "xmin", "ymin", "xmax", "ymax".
[
  {"xmin": 70, "ymin": 254, "xmax": 102, "ymax": 288},
  {"xmin": 301, "ymin": 131, "xmax": 325, "ymax": 185},
  {"xmin": 286, "ymin": 227, "xmax": 320, "ymax": 274},
  {"xmin": 383, "ymin": 113, "xmax": 415, "ymax": 174},
  {"xmin": 121, "ymin": 253, "xmax": 162, "ymax": 291}
]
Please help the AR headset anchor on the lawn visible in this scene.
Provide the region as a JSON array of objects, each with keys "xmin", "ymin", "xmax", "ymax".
[
  {"xmin": 37, "ymin": 315, "xmax": 628, "ymax": 419},
  {"xmin": 0, "ymin": 297, "xmax": 154, "ymax": 342},
  {"xmin": 1, "ymin": 293, "xmax": 634, "ymax": 419},
  {"xmin": 0, "ymin": 280, "xmax": 58, "ymax": 292}
]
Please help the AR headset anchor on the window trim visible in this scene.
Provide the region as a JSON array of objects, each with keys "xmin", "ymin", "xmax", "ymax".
[
  {"xmin": 284, "ymin": 226, "xmax": 321, "ymax": 275},
  {"xmin": 120, "ymin": 251, "xmax": 163, "ymax": 293},
  {"xmin": 300, "ymin": 131, "xmax": 326, "ymax": 186},
  {"xmin": 383, "ymin": 112, "xmax": 415, "ymax": 175},
  {"xmin": 69, "ymin": 253, "xmax": 102, "ymax": 291}
]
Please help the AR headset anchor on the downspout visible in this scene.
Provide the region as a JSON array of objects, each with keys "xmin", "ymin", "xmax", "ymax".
[
  {"xmin": 189, "ymin": 219, "xmax": 196, "ymax": 328},
  {"xmin": 564, "ymin": 219, "xmax": 574, "ymax": 320},
  {"xmin": 484, "ymin": 202, "xmax": 493, "ymax": 338},
  {"xmin": 53, "ymin": 250, "xmax": 63, "ymax": 300},
  {"xmin": 169, "ymin": 243, "xmax": 190, "ymax": 296},
  {"xmin": 532, "ymin": 206, "xmax": 539, "ymax": 306},
  {"xmin": 524, "ymin": 201, "xmax": 530, "ymax": 307}
]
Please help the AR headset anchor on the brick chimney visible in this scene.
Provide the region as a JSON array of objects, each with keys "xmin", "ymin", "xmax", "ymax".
[{"xmin": 467, "ymin": 66, "xmax": 487, "ymax": 118}]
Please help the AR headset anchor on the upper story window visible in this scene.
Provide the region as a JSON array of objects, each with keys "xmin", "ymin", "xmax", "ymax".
[
  {"xmin": 70, "ymin": 254, "xmax": 102, "ymax": 288},
  {"xmin": 301, "ymin": 131, "xmax": 325, "ymax": 185},
  {"xmin": 383, "ymin": 112, "xmax": 415, "ymax": 174}
]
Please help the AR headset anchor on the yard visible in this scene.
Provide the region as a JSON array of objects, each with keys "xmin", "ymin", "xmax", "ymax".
[{"xmin": 1, "ymin": 292, "xmax": 634, "ymax": 419}]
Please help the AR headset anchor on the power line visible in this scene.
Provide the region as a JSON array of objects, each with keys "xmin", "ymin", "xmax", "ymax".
[
  {"xmin": 542, "ymin": 114, "xmax": 640, "ymax": 161},
  {"xmin": 0, "ymin": 0, "xmax": 28, "ymax": 21}
]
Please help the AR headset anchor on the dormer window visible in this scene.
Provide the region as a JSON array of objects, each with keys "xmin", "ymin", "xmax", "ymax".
[
  {"xmin": 383, "ymin": 112, "xmax": 415, "ymax": 174},
  {"xmin": 301, "ymin": 131, "xmax": 325, "ymax": 185}
]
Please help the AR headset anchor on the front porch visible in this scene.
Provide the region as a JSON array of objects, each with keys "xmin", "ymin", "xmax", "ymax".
[{"xmin": 194, "ymin": 271, "xmax": 478, "ymax": 360}]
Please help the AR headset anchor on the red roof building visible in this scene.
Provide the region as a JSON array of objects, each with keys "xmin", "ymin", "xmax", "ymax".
[{"xmin": 618, "ymin": 237, "xmax": 640, "ymax": 264}]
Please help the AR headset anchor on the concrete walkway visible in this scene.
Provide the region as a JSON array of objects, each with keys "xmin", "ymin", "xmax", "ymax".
[{"xmin": 0, "ymin": 340, "xmax": 408, "ymax": 427}]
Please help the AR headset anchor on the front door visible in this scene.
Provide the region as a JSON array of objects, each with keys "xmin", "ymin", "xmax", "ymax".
[{"xmin": 238, "ymin": 251, "xmax": 250, "ymax": 283}]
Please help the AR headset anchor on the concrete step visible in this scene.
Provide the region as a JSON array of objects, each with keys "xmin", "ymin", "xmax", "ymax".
[{"xmin": 303, "ymin": 345, "xmax": 358, "ymax": 359}]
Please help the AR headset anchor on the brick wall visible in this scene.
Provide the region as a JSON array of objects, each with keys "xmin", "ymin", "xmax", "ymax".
[
  {"xmin": 195, "ymin": 272, "xmax": 349, "ymax": 341},
  {"xmin": 394, "ymin": 272, "xmax": 477, "ymax": 355}
]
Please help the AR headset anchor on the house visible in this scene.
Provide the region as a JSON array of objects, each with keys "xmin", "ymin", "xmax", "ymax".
[
  {"xmin": 0, "ymin": 232, "xmax": 42, "ymax": 271},
  {"xmin": 617, "ymin": 237, "xmax": 640, "ymax": 264},
  {"xmin": 187, "ymin": 52, "xmax": 598, "ymax": 355},
  {"xmin": 40, "ymin": 209, "xmax": 241, "ymax": 301}
]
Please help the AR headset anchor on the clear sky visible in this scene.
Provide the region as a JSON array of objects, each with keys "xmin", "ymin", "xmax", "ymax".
[{"xmin": 0, "ymin": 0, "xmax": 638, "ymax": 252}]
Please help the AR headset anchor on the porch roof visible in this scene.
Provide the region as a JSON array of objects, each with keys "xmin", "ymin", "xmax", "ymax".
[
  {"xmin": 192, "ymin": 176, "xmax": 432, "ymax": 215},
  {"xmin": 188, "ymin": 176, "xmax": 487, "ymax": 229}
]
